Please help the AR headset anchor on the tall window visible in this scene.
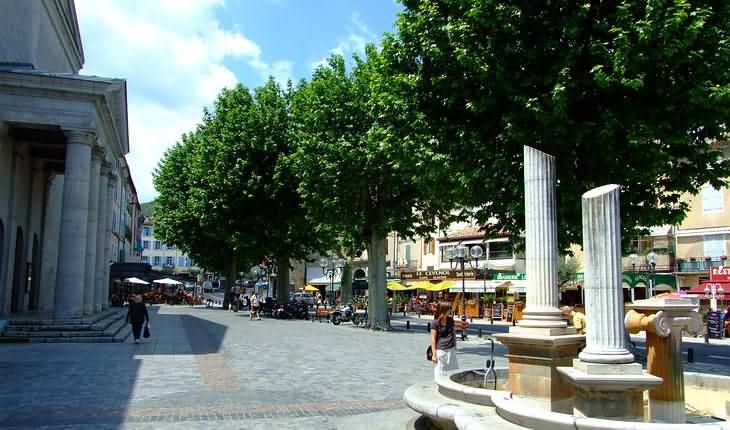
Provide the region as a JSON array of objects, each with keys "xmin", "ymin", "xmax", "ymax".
[
  {"xmin": 153, "ymin": 256, "xmax": 161, "ymax": 266},
  {"xmin": 154, "ymin": 240, "xmax": 161, "ymax": 250},
  {"xmin": 703, "ymin": 234, "xmax": 726, "ymax": 258},
  {"xmin": 702, "ymin": 183, "xmax": 724, "ymax": 212},
  {"xmin": 142, "ymin": 256, "xmax": 149, "ymax": 264},
  {"xmin": 142, "ymin": 240, "xmax": 149, "ymax": 249},
  {"xmin": 179, "ymin": 256, "xmax": 186, "ymax": 267},
  {"xmin": 143, "ymin": 227, "xmax": 151, "ymax": 237},
  {"xmin": 166, "ymin": 256, "xmax": 174, "ymax": 266}
]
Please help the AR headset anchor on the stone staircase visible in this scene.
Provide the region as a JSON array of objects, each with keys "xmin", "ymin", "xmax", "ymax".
[{"xmin": 0, "ymin": 309, "xmax": 131, "ymax": 343}]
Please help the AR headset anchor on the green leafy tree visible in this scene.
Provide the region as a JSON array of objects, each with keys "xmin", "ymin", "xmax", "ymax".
[
  {"xmin": 291, "ymin": 51, "xmax": 457, "ymax": 329},
  {"xmin": 154, "ymin": 78, "xmax": 328, "ymax": 307},
  {"xmin": 388, "ymin": 0, "xmax": 730, "ymax": 251},
  {"xmin": 559, "ymin": 256, "xmax": 581, "ymax": 287}
]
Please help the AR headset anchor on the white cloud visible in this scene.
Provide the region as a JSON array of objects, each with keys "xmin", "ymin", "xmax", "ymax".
[
  {"xmin": 74, "ymin": 0, "xmax": 292, "ymax": 202},
  {"xmin": 311, "ymin": 13, "xmax": 378, "ymax": 71}
]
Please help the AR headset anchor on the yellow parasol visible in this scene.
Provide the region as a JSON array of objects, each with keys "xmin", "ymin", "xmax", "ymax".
[
  {"xmin": 387, "ymin": 281, "xmax": 414, "ymax": 291},
  {"xmin": 303, "ymin": 285, "xmax": 320, "ymax": 292},
  {"xmin": 411, "ymin": 280, "xmax": 456, "ymax": 291}
]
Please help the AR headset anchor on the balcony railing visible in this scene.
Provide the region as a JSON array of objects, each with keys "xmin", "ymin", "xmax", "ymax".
[{"xmin": 675, "ymin": 258, "xmax": 728, "ymax": 273}]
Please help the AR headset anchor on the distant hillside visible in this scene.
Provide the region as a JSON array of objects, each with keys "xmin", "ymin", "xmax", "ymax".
[{"xmin": 141, "ymin": 200, "xmax": 156, "ymax": 218}]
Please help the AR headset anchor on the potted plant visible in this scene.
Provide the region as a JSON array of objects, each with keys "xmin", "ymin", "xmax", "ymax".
[
  {"xmin": 705, "ymin": 256, "xmax": 712, "ymax": 261},
  {"xmin": 690, "ymin": 257, "xmax": 697, "ymax": 262},
  {"xmin": 721, "ymin": 256, "xmax": 727, "ymax": 261}
]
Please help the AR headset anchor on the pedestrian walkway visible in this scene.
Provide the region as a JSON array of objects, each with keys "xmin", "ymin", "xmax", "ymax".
[{"xmin": 0, "ymin": 305, "xmax": 500, "ymax": 430}]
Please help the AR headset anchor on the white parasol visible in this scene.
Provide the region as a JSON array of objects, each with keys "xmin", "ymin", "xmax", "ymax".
[
  {"xmin": 124, "ymin": 277, "xmax": 150, "ymax": 285},
  {"xmin": 154, "ymin": 277, "xmax": 183, "ymax": 285}
]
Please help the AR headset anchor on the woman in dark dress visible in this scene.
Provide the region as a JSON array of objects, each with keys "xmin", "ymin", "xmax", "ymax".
[
  {"xmin": 127, "ymin": 294, "xmax": 149, "ymax": 344},
  {"xmin": 431, "ymin": 302, "xmax": 459, "ymax": 379}
]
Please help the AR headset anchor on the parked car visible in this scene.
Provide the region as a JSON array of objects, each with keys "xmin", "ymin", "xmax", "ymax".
[{"xmin": 290, "ymin": 292, "xmax": 315, "ymax": 305}]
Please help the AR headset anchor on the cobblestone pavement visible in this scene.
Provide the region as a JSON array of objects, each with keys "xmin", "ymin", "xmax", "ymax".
[{"xmin": 0, "ymin": 305, "xmax": 505, "ymax": 430}]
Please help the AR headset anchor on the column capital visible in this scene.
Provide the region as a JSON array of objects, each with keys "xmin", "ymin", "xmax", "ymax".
[{"xmin": 63, "ymin": 129, "xmax": 96, "ymax": 146}]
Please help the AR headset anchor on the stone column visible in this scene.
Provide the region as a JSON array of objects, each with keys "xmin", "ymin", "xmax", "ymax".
[
  {"xmin": 558, "ymin": 185, "xmax": 661, "ymax": 421},
  {"xmin": 54, "ymin": 130, "xmax": 94, "ymax": 319},
  {"xmin": 83, "ymin": 147, "xmax": 102, "ymax": 315},
  {"xmin": 39, "ymin": 174, "xmax": 64, "ymax": 313},
  {"xmin": 579, "ymin": 184, "xmax": 634, "ymax": 364},
  {"xmin": 93, "ymin": 160, "xmax": 110, "ymax": 312},
  {"xmin": 519, "ymin": 145, "xmax": 565, "ymax": 328},
  {"xmin": 495, "ymin": 146, "xmax": 584, "ymax": 413},
  {"xmin": 101, "ymin": 170, "xmax": 117, "ymax": 310}
]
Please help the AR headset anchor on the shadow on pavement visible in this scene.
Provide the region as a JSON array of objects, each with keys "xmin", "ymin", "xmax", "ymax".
[{"xmin": 0, "ymin": 305, "xmax": 227, "ymax": 429}]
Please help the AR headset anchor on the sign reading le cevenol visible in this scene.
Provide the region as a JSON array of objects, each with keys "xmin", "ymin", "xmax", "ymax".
[
  {"xmin": 400, "ymin": 270, "xmax": 477, "ymax": 280},
  {"xmin": 710, "ymin": 266, "xmax": 730, "ymax": 282}
]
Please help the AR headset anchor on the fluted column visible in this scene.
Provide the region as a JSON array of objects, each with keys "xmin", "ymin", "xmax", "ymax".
[
  {"xmin": 83, "ymin": 147, "xmax": 102, "ymax": 315},
  {"xmin": 39, "ymin": 174, "xmax": 64, "ymax": 313},
  {"xmin": 54, "ymin": 130, "xmax": 94, "ymax": 319},
  {"xmin": 93, "ymin": 159, "xmax": 110, "ymax": 312},
  {"xmin": 520, "ymin": 146, "xmax": 565, "ymax": 328},
  {"xmin": 579, "ymin": 184, "xmax": 634, "ymax": 364},
  {"xmin": 101, "ymin": 170, "xmax": 116, "ymax": 310}
]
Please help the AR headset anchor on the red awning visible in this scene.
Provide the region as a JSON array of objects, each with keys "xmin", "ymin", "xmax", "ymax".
[{"xmin": 684, "ymin": 281, "xmax": 729, "ymax": 298}]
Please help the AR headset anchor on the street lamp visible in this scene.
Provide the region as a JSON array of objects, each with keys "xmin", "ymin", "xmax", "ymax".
[
  {"xmin": 703, "ymin": 282, "xmax": 725, "ymax": 311},
  {"xmin": 647, "ymin": 251, "xmax": 657, "ymax": 298},
  {"xmin": 447, "ymin": 243, "xmax": 482, "ymax": 340},
  {"xmin": 629, "ymin": 253, "xmax": 639, "ymax": 302},
  {"xmin": 320, "ymin": 256, "xmax": 345, "ymax": 307}
]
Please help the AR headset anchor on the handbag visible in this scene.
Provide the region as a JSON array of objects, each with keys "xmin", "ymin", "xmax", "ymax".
[
  {"xmin": 143, "ymin": 323, "xmax": 151, "ymax": 338},
  {"xmin": 426, "ymin": 345, "xmax": 433, "ymax": 361}
]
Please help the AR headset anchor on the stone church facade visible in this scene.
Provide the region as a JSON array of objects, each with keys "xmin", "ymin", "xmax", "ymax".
[{"xmin": 0, "ymin": 0, "xmax": 135, "ymax": 319}]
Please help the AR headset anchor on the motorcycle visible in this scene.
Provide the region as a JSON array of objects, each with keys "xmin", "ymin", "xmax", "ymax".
[
  {"xmin": 273, "ymin": 300, "xmax": 309, "ymax": 319},
  {"xmin": 331, "ymin": 303, "xmax": 363, "ymax": 325}
]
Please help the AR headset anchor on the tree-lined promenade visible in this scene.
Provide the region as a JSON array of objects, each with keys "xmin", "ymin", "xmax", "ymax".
[{"xmin": 154, "ymin": 1, "xmax": 730, "ymax": 330}]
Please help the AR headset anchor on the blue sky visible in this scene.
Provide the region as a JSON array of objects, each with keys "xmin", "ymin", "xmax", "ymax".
[{"xmin": 74, "ymin": 0, "xmax": 403, "ymax": 202}]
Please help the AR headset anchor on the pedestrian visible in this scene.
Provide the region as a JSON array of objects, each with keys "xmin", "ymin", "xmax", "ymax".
[
  {"xmin": 431, "ymin": 302, "xmax": 459, "ymax": 379},
  {"xmin": 127, "ymin": 294, "xmax": 149, "ymax": 344},
  {"xmin": 250, "ymin": 292, "xmax": 260, "ymax": 320}
]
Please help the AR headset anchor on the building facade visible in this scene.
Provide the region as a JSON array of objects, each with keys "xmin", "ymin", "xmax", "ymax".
[
  {"xmin": 0, "ymin": 0, "xmax": 135, "ymax": 318},
  {"xmin": 140, "ymin": 218, "xmax": 200, "ymax": 275}
]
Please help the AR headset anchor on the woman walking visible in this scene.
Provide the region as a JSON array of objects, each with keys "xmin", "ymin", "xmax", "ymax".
[
  {"xmin": 431, "ymin": 302, "xmax": 458, "ymax": 379},
  {"xmin": 127, "ymin": 294, "xmax": 149, "ymax": 344}
]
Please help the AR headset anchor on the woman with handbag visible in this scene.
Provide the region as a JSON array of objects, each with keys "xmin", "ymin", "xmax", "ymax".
[
  {"xmin": 431, "ymin": 302, "xmax": 458, "ymax": 379},
  {"xmin": 127, "ymin": 294, "xmax": 149, "ymax": 344}
]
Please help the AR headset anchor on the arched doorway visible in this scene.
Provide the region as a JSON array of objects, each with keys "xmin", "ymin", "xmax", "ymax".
[
  {"xmin": 27, "ymin": 234, "xmax": 40, "ymax": 311},
  {"xmin": 11, "ymin": 226, "xmax": 25, "ymax": 313}
]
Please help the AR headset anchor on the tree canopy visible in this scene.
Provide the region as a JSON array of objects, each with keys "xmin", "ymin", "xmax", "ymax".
[
  {"xmin": 290, "ymin": 51, "xmax": 458, "ymax": 328},
  {"xmin": 387, "ymin": 0, "xmax": 730, "ymax": 251},
  {"xmin": 154, "ymin": 78, "xmax": 327, "ymax": 305}
]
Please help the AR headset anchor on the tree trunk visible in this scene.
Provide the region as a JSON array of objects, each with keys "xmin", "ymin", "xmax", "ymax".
[
  {"xmin": 367, "ymin": 231, "xmax": 390, "ymax": 330},
  {"xmin": 223, "ymin": 259, "xmax": 237, "ymax": 310},
  {"xmin": 276, "ymin": 256, "xmax": 290, "ymax": 304},
  {"xmin": 340, "ymin": 258, "xmax": 353, "ymax": 304}
]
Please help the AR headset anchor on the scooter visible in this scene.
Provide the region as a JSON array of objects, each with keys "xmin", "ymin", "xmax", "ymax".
[{"xmin": 331, "ymin": 303, "xmax": 360, "ymax": 325}]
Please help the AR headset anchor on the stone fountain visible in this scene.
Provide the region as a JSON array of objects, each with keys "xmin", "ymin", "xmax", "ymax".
[{"xmin": 403, "ymin": 146, "xmax": 730, "ymax": 430}]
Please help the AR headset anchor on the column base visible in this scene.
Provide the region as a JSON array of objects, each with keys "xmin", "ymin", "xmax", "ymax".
[
  {"xmin": 558, "ymin": 359, "xmax": 662, "ymax": 421},
  {"xmin": 495, "ymin": 328, "xmax": 585, "ymax": 413}
]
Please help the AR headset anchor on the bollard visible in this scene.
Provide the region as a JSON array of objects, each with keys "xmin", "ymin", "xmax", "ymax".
[
  {"xmin": 406, "ymin": 320, "xmax": 410, "ymax": 330},
  {"xmin": 478, "ymin": 328, "xmax": 482, "ymax": 338},
  {"xmin": 687, "ymin": 347, "xmax": 694, "ymax": 363},
  {"xmin": 427, "ymin": 322, "xmax": 431, "ymax": 332},
  {"xmin": 470, "ymin": 317, "xmax": 474, "ymax": 323}
]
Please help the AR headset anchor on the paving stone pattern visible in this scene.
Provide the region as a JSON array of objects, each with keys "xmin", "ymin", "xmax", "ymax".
[{"xmin": 0, "ymin": 306, "xmax": 505, "ymax": 430}]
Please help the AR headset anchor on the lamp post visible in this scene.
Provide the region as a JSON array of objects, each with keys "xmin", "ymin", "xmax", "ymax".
[
  {"xmin": 647, "ymin": 251, "xmax": 657, "ymax": 298},
  {"xmin": 320, "ymin": 256, "xmax": 345, "ymax": 308},
  {"xmin": 704, "ymin": 282, "xmax": 725, "ymax": 312},
  {"xmin": 447, "ymin": 243, "xmax": 482, "ymax": 340},
  {"xmin": 629, "ymin": 253, "xmax": 639, "ymax": 302}
]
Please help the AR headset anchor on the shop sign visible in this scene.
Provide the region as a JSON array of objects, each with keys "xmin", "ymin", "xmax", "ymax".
[
  {"xmin": 400, "ymin": 269, "xmax": 476, "ymax": 280},
  {"xmin": 710, "ymin": 266, "xmax": 730, "ymax": 282},
  {"xmin": 493, "ymin": 272, "xmax": 526, "ymax": 281},
  {"xmin": 707, "ymin": 311, "xmax": 725, "ymax": 339}
]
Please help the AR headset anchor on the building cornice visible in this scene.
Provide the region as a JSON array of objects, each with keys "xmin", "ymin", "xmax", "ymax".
[{"xmin": 676, "ymin": 226, "xmax": 730, "ymax": 238}]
